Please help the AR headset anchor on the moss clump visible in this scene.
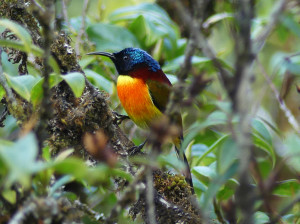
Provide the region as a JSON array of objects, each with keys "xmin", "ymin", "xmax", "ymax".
[
  {"xmin": 50, "ymin": 33, "xmax": 83, "ymax": 74},
  {"xmin": 154, "ymin": 170, "xmax": 196, "ymax": 213}
]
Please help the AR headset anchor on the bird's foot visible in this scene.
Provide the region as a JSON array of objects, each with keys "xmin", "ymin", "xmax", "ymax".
[
  {"xmin": 129, "ymin": 141, "xmax": 147, "ymax": 156},
  {"xmin": 113, "ymin": 111, "xmax": 130, "ymax": 125}
]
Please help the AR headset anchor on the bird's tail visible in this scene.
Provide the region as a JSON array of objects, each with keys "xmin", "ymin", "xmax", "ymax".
[{"xmin": 174, "ymin": 137, "xmax": 195, "ymax": 194}]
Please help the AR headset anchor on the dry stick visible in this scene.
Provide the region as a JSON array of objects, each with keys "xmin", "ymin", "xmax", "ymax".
[{"xmin": 75, "ymin": 0, "xmax": 90, "ymax": 56}]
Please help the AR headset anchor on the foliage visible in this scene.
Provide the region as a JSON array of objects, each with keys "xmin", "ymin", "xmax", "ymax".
[{"xmin": 0, "ymin": 0, "xmax": 300, "ymax": 223}]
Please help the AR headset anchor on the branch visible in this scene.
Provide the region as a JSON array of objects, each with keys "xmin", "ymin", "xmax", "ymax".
[
  {"xmin": 170, "ymin": 0, "xmax": 232, "ymax": 94},
  {"xmin": 28, "ymin": 0, "xmax": 55, "ymax": 148},
  {"xmin": 75, "ymin": 0, "xmax": 90, "ymax": 56},
  {"xmin": 257, "ymin": 60, "xmax": 300, "ymax": 133}
]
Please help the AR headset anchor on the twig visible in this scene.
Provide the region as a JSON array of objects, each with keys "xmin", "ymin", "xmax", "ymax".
[
  {"xmin": 146, "ymin": 164, "xmax": 157, "ymax": 224},
  {"xmin": 61, "ymin": 0, "xmax": 71, "ymax": 31},
  {"xmin": 170, "ymin": 0, "xmax": 232, "ymax": 94},
  {"xmin": 213, "ymin": 198, "xmax": 226, "ymax": 224},
  {"xmin": 250, "ymin": 153, "xmax": 279, "ymax": 222},
  {"xmin": 74, "ymin": 200, "xmax": 105, "ymax": 222},
  {"xmin": 9, "ymin": 201, "xmax": 37, "ymax": 224},
  {"xmin": 0, "ymin": 106, "xmax": 8, "ymax": 127},
  {"xmin": 28, "ymin": 0, "xmax": 55, "ymax": 148},
  {"xmin": 75, "ymin": 0, "xmax": 90, "ymax": 56},
  {"xmin": 257, "ymin": 60, "xmax": 300, "ymax": 133},
  {"xmin": 270, "ymin": 194, "xmax": 300, "ymax": 224},
  {"xmin": 105, "ymin": 166, "xmax": 146, "ymax": 224}
]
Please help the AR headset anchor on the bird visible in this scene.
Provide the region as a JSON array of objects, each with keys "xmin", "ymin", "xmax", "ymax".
[{"xmin": 87, "ymin": 48, "xmax": 194, "ymax": 193}]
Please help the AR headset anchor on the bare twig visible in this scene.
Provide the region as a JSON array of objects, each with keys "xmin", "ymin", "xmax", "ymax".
[
  {"xmin": 75, "ymin": 0, "xmax": 90, "ymax": 56},
  {"xmin": 61, "ymin": 0, "xmax": 71, "ymax": 31},
  {"xmin": 257, "ymin": 60, "xmax": 300, "ymax": 133},
  {"xmin": 146, "ymin": 165, "xmax": 157, "ymax": 224}
]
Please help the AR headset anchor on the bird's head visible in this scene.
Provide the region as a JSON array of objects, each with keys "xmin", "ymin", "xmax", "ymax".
[{"xmin": 87, "ymin": 48, "xmax": 161, "ymax": 74}]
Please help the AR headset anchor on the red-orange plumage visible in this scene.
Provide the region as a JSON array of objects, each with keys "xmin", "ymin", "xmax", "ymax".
[{"xmin": 117, "ymin": 67, "xmax": 171, "ymax": 128}]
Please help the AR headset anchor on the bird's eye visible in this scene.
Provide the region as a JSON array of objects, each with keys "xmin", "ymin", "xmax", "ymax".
[{"xmin": 123, "ymin": 55, "xmax": 129, "ymax": 60}]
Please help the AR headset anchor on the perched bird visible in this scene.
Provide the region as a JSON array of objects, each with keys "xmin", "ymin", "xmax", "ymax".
[{"xmin": 87, "ymin": 48, "xmax": 194, "ymax": 193}]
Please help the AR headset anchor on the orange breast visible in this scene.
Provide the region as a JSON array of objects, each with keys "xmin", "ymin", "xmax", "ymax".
[{"xmin": 117, "ymin": 75, "xmax": 162, "ymax": 128}]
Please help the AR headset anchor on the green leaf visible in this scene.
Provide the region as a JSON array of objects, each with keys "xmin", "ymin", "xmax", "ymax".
[
  {"xmin": 49, "ymin": 175, "xmax": 74, "ymax": 196},
  {"xmin": 183, "ymin": 111, "xmax": 231, "ymax": 149},
  {"xmin": 193, "ymin": 163, "xmax": 217, "ymax": 185},
  {"xmin": 53, "ymin": 158, "xmax": 117, "ymax": 185},
  {"xmin": 273, "ymin": 179, "xmax": 300, "ymax": 197},
  {"xmin": 163, "ymin": 55, "xmax": 211, "ymax": 73},
  {"xmin": 201, "ymin": 162, "xmax": 238, "ymax": 209},
  {"xmin": 217, "ymin": 178, "xmax": 238, "ymax": 201},
  {"xmin": 109, "ymin": 3, "xmax": 179, "ymax": 49},
  {"xmin": 0, "ymin": 133, "xmax": 46, "ymax": 188},
  {"xmin": 185, "ymin": 140, "xmax": 194, "ymax": 163},
  {"xmin": 31, "ymin": 73, "xmax": 63, "ymax": 107},
  {"xmin": 216, "ymin": 137, "xmax": 238, "ymax": 174},
  {"xmin": 87, "ymin": 23, "xmax": 139, "ymax": 52},
  {"xmin": 283, "ymin": 133, "xmax": 300, "ymax": 172},
  {"xmin": 4, "ymin": 74, "xmax": 41, "ymax": 101},
  {"xmin": 196, "ymin": 134, "xmax": 229, "ymax": 166},
  {"xmin": 254, "ymin": 211, "xmax": 270, "ymax": 224},
  {"xmin": 252, "ymin": 132, "xmax": 276, "ymax": 166},
  {"xmin": 158, "ymin": 154, "xmax": 185, "ymax": 173},
  {"xmin": 283, "ymin": 58, "xmax": 300, "ymax": 74},
  {"xmin": 0, "ymin": 19, "xmax": 32, "ymax": 53},
  {"xmin": 280, "ymin": 14, "xmax": 300, "ymax": 38},
  {"xmin": 0, "ymin": 85, "xmax": 5, "ymax": 100},
  {"xmin": 84, "ymin": 69, "xmax": 113, "ymax": 94},
  {"xmin": 61, "ymin": 72, "xmax": 85, "ymax": 98}
]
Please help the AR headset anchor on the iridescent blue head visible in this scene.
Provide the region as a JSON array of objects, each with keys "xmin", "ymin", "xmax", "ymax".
[{"xmin": 87, "ymin": 48, "xmax": 161, "ymax": 74}]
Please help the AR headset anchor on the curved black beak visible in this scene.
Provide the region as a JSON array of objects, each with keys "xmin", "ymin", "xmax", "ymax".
[{"xmin": 86, "ymin": 51, "xmax": 115, "ymax": 60}]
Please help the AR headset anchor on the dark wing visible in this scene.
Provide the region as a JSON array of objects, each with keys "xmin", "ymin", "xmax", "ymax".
[{"xmin": 146, "ymin": 79, "xmax": 171, "ymax": 112}]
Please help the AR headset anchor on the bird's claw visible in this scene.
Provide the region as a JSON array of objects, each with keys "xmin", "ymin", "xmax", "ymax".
[
  {"xmin": 129, "ymin": 141, "xmax": 147, "ymax": 156},
  {"xmin": 113, "ymin": 111, "xmax": 130, "ymax": 125}
]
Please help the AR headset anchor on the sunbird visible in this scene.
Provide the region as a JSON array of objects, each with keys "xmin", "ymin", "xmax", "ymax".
[{"xmin": 87, "ymin": 48, "xmax": 194, "ymax": 192}]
